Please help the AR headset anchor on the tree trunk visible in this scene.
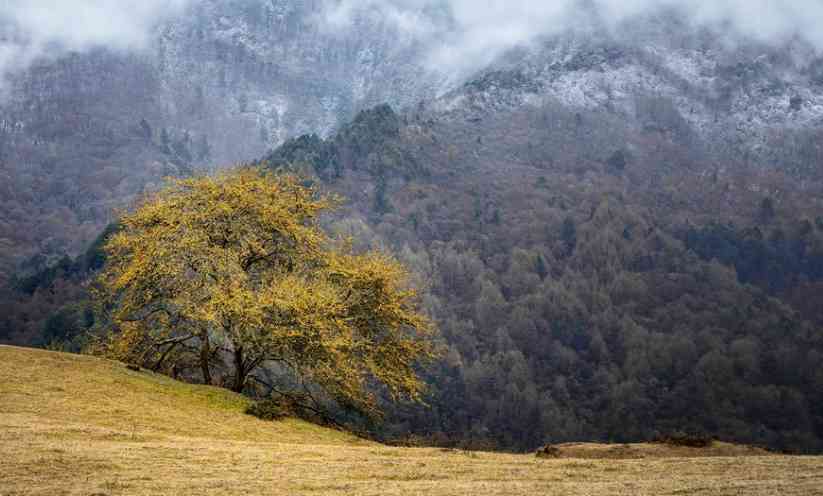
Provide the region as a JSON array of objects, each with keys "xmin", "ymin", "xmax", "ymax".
[
  {"xmin": 232, "ymin": 345, "xmax": 246, "ymax": 393},
  {"xmin": 199, "ymin": 330, "xmax": 212, "ymax": 385}
]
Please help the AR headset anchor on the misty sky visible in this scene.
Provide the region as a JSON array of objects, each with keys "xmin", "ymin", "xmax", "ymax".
[
  {"xmin": 323, "ymin": 0, "xmax": 823, "ymax": 76},
  {"xmin": 1, "ymin": 0, "xmax": 823, "ymax": 89},
  {"xmin": 0, "ymin": 0, "xmax": 191, "ymax": 88}
]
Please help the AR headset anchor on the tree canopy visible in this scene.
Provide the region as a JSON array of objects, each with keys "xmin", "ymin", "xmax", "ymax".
[{"xmin": 94, "ymin": 168, "xmax": 434, "ymax": 420}]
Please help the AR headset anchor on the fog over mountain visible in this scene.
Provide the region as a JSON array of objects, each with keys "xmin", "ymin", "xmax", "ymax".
[
  {"xmin": 0, "ymin": 0, "xmax": 192, "ymax": 92},
  {"xmin": 5, "ymin": 1, "xmax": 822, "ymax": 94},
  {"xmin": 2, "ymin": 0, "xmax": 823, "ymax": 273},
  {"xmin": 323, "ymin": 0, "xmax": 823, "ymax": 79}
]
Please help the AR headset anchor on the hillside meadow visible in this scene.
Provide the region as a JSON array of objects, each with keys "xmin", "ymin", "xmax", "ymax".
[{"xmin": 1, "ymin": 345, "xmax": 822, "ymax": 496}]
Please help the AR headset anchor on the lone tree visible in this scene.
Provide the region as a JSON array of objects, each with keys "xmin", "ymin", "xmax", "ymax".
[{"xmin": 95, "ymin": 168, "xmax": 434, "ymax": 420}]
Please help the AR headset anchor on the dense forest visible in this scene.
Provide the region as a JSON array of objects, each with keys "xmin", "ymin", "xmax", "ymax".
[
  {"xmin": 312, "ymin": 105, "xmax": 823, "ymax": 453},
  {"xmin": 5, "ymin": 98, "xmax": 823, "ymax": 454}
]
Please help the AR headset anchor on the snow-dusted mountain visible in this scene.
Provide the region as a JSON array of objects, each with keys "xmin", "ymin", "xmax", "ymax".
[
  {"xmin": 0, "ymin": 0, "xmax": 441, "ymax": 275},
  {"xmin": 435, "ymin": 17, "xmax": 823, "ymax": 176},
  {"xmin": 2, "ymin": 1, "xmax": 823, "ymax": 275},
  {"xmin": 155, "ymin": 0, "xmax": 445, "ymax": 164}
]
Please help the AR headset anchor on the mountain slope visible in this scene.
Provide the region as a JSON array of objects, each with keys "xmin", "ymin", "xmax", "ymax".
[
  {"xmin": 4, "ymin": 0, "xmax": 823, "ymax": 457},
  {"xmin": 6, "ymin": 2, "xmax": 823, "ymax": 284},
  {"xmin": 3, "ymin": 3, "xmax": 823, "ymax": 281},
  {"xmin": 2, "ymin": 345, "xmax": 823, "ymax": 496},
  {"xmin": 0, "ymin": 0, "xmax": 441, "ymax": 284},
  {"xmin": 262, "ymin": 100, "xmax": 823, "ymax": 453}
]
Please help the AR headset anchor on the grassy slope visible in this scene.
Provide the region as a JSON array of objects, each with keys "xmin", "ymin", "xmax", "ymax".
[{"xmin": 2, "ymin": 345, "xmax": 823, "ymax": 496}]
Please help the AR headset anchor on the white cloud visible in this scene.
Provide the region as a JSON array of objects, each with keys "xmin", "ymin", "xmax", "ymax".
[
  {"xmin": 321, "ymin": 0, "xmax": 823, "ymax": 78},
  {"xmin": 0, "ymin": 0, "xmax": 192, "ymax": 90},
  {"xmin": 4, "ymin": 0, "xmax": 823, "ymax": 94}
]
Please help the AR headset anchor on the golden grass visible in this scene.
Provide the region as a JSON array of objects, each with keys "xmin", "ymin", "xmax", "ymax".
[
  {"xmin": 541, "ymin": 441, "xmax": 772, "ymax": 459},
  {"xmin": 2, "ymin": 345, "xmax": 823, "ymax": 495}
]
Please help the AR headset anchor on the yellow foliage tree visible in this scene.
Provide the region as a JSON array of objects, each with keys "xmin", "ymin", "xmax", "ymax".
[{"xmin": 95, "ymin": 168, "xmax": 434, "ymax": 419}]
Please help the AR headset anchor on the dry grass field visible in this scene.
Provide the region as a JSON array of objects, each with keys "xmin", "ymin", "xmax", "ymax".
[{"xmin": 2, "ymin": 345, "xmax": 822, "ymax": 496}]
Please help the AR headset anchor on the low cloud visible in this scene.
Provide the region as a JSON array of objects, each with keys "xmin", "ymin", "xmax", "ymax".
[
  {"xmin": 0, "ymin": 0, "xmax": 191, "ymax": 92},
  {"xmin": 321, "ymin": 0, "xmax": 823, "ymax": 78},
  {"xmin": 3, "ymin": 1, "xmax": 822, "ymax": 95}
]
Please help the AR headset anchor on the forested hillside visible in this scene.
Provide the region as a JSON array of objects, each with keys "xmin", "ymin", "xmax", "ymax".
[
  {"xmin": 2, "ymin": 1, "xmax": 823, "ymax": 454},
  {"xmin": 260, "ymin": 99, "xmax": 823, "ymax": 452},
  {"xmin": 5, "ymin": 98, "xmax": 823, "ymax": 454}
]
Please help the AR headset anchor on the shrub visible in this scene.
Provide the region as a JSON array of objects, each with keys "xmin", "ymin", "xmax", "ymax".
[
  {"xmin": 535, "ymin": 444, "xmax": 562, "ymax": 458},
  {"xmin": 245, "ymin": 399, "xmax": 289, "ymax": 422}
]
